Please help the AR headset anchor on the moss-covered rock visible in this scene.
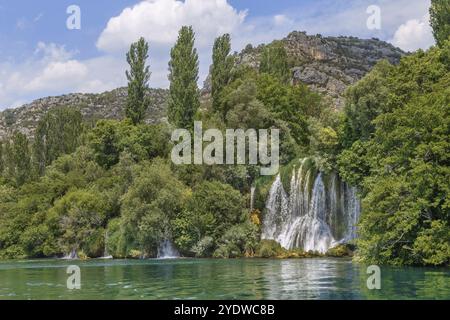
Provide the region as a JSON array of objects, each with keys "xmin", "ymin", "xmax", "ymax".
[
  {"xmin": 326, "ymin": 244, "xmax": 354, "ymax": 257},
  {"xmin": 256, "ymin": 240, "xmax": 286, "ymax": 258}
]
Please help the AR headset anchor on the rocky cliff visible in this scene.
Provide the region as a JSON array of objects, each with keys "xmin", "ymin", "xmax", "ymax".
[
  {"xmin": 0, "ymin": 88, "xmax": 168, "ymax": 139},
  {"xmin": 230, "ymin": 31, "xmax": 404, "ymax": 108}
]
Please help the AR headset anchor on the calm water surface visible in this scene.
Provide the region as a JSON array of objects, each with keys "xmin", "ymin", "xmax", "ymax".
[{"xmin": 0, "ymin": 258, "xmax": 448, "ymax": 300}]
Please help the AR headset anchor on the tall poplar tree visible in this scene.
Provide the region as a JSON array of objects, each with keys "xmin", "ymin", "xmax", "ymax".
[
  {"xmin": 211, "ymin": 33, "xmax": 234, "ymax": 116},
  {"xmin": 6, "ymin": 132, "xmax": 31, "ymax": 186},
  {"xmin": 430, "ymin": 0, "xmax": 450, "ymax": 47},
  {"xmin": 259, "ymin": 41, "xmax": 289, "ymax": 83},
  {"xmin": 125, "ymin": 37, "xmax": 151, "ymax": 125},
  {"xmin": 168, "ymin": 26, "xmax": 199, "ymax": 129},
  {"xmin": 33, "ymin": 107, "xmax": 83, "ymax": 175}
]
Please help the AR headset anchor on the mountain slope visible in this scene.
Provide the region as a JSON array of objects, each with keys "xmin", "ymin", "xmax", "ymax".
[
  {"xmin": 0, "ymin": 31, "xmax": 404, "ymax": 139},
  {"xmin": 230, "ymin": 31, "xmax": 405, "ymax": 108},
  {"xmin": 0, "ymin": 88, "xmax": 168, "ymax": 139}
]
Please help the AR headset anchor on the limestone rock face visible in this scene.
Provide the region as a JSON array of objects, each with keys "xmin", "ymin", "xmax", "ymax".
[
  {"xmin": 0, "ymin": 87, "xmax": 168, "ymax": 139},
  {"xmin": 231, "ymin": 31, "xmax": 404, "ymax": 108}
]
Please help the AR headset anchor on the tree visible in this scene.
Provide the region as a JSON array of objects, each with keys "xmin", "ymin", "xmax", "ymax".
[
  {"xmin": 211, "ymin": 34, "xmax": 234, "ymax": 115},
  {"xmin": 341, "ymin": 60, "xmax": 392, "ymax": 147},
  {"xmin": 125, "ymin": 37, "xmax": 151, "ymax": 125},
  {"xmin": 33, "ymin": 107, "xmax": 83, "ymax": 175},
  {"xmin": 5, "ymin": 132, "xmax": 32, "ymax": 186},
  {"xmin": 0, "ymin": 141, "xmax": 3, "ymax": 177},
  {"xmin": 174, "ymin": 181, "xmax": 245, "ymax": 256},
  {"xmin": 168, "ymin": 26, "xmax": 200, "ymax": 129},
  {"xmin": 259, "ymin": 41, "xmax": 289, "ymax": 83},
  {"xmin": 430, "ymin": 0, "xmax": 450, "ymax": 47},
  {"xmin": 88, "ymin": 120, "xmax": 171, "ymax": 169},
  {"xmin": 339, "ymin": 42, "xmax": 450, "ymax": 266},
  {"xmin": 121, "ymin": 160, "xmax": 189, "ymax": 257},
  {"xmin": 48, "ymin": 189, "xmax": 108, "ymax": 257}
]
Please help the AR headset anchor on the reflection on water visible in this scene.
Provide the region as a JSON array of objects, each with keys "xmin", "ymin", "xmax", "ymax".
[{"xmin": 0, "ymin": 258, "xmax": 448, "ymax": 300}]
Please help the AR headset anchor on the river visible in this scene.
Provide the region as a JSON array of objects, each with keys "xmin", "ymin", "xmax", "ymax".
[{"xmin": 0, "ymin": 258, "xmax": 448, "ymax": 299}]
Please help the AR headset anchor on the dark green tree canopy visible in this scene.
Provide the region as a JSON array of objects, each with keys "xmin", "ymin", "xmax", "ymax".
[
  {"xmin": 34, "ymin": 107, "xmax": 83, "ymax": 175},
  {"xmin": 259, "ymin": 41, "xmax": 290, "ymax": 83}
]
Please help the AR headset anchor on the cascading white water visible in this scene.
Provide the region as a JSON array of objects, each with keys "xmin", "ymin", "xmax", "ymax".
[
  {"xmin": 262, "ymin": 159, "xmax": 361, "ymax": 253},
  {"xmin": 100, "ymin": 230, "xmax": 113, "ymax": 259},
  {"xmin": 250, "ymin": 186, "xmax": 256, "ymax": 212},
  {"xmin": 62, "ymin": 248, "xmax": 79, "ymax": 260},
  {"xmin": 157, "ymin": 239, "xmax": 180, "ymax": 259}
]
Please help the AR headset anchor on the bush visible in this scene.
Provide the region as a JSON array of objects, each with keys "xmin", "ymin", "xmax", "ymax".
[
  {"xmin": 326, "ymin": 244, "xmax": 354, "ymax": 257},
  {"xmin": 213, "ymin": 222, "xmax": 259, "ymax": 258},
  {"xmin": 256, "ymin": 240, "xmax": 286, "ymax": 258}
]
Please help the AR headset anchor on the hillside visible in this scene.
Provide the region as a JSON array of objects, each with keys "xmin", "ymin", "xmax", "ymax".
[
  {"xmin": 0, "ymin": 88, "xmax": 168, "ymax": 139},
  {"xmin": 0, "ymin": 31, "xmax": 404, "ymax": 139},
  {"xmin": 229, "ymin": 31, "xmax": 405, "ymax": 108}
]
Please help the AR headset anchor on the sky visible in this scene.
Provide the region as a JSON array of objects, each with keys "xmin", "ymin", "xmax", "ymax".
[{"xmin": 0, "ymin": 0, "xmax": 435, "ymax": 109}]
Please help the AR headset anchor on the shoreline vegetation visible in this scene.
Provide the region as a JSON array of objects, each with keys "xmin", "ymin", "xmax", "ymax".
[
  {"xmin": 0, "ymin": 1, "xmax": 449, "ymax": 267},
  {"xmin": 53, "ymin": 242, "xmax": 356, "ymax": 261}
]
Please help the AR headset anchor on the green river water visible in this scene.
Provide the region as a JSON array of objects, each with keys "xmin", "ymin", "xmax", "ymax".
[{"xmin": 0, "ymin": 258, "xmax": 448, "ymax": 300}]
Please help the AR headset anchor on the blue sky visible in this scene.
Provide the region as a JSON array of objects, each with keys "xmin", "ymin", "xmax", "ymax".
[{"xmin": 0, "ymin": 0, "xmax": 434, "ymax": 109}]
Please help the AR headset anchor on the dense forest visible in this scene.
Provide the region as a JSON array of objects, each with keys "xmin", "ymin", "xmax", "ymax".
[{"xmin": 0, "ymin": 2, "xmax": 448, "ymax": 266}]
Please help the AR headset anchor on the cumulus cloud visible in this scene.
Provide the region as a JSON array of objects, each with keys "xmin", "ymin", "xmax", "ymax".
[
  {"xmin": 97, "ymin": 0, "xmax": 247, "ymax": 52},
  {"xmin": 273, "ymin": 15, "xmax": 293, "ymax": 27},
  {"xmin": 391, "ymin": 14, "xmax": 434, "ymax": 52}
]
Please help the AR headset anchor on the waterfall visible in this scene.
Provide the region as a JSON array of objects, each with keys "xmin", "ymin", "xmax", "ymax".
[
  {"xmin": 250, "ymin": 186, "xmax": 256, "ymax": 212},
  {"xmin": 157, "ymin": 239, "xmax": 180, "ymax": 259},
  {"xmin": 100, "ymin": 230, "xmax": 113, "ymax": 259},
  {"xmin": 62, "ymin": 248, "xmax": 79, "ymax": 260},
  {"xmin": 262, "ymin": 159, "xmax": 361, "ymax": 253}
]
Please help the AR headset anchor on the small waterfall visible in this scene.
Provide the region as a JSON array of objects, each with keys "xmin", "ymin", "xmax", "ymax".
[
  {"xmin": 250, "ymin": 186, "xmax": 256, "ymax": 212},
  {"xmin": 262, "ymin": 158, "xmax": 361, "ymax": 253},
  {"xmin": 62, "ymin": 248, "xmax": 79, "ymax": 260},
  {"xmin": 100, "ymin": 230, "xmax": 113, "ymax": 259},
  {"xmin": 157, "ymin": 239, "xmax": 180, "ymax": 259}
]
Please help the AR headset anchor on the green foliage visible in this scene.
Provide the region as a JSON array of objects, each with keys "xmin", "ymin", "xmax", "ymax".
[
  {"xmin": 213, "ymin": 222, "xmax": 259, "ymax": 258},
  {"xmin": 125, "ymin": 37, "xmax": 151, "ymax": 125},
  {"xmin": 341, "ymin": 60, "xmax": 393, "ymax": 147},
  {"xmin": 168, "ymin": 26, "xmax": 200, "ymax": 129},
  {"xmin": 5, "ymin": 132, "xmax": 32, "ymax": 186},
  {"xmin": 88, "ymin": 120, "xmax": 170, "ymax": 168},
  {"xmin": 259, "ymin": 41, "xmax": 289, "ymax": 83},
  {"xmin": 413, "ymin": 220, "xmax": 450, "ymax": 265},
  {"xmin": 211, "ymin": 34, "xmax": 234, "ymax": 115},
  {"xmin": 340, "ymin": 42, "xmax": 450, "ymax": 266},
  {"xmin": 48, "ymin": 189, "xmax": 108, "ymax": 256},
  {"xmin": 33, "ymin": 107, "xmax": 83, "ymax": 175},
  {"xmin": 257, "ymin": 239, "xmax": 285, "ymax": 258},
  {"xmin": 173, "ymin": 181, "xmax": 246, "ymax": 255},
  {"xmin": 121, "ymin": 159, "xmax": 189, "ymax": 257},
  {"xmin": 337, "ymin": 140, "xmax": 370, "ymax": 188},
  {"xmin": 326, "ymin": 244, "xmax": 354, "ymax": 257},
  {"xmin": 430, "ymin": 0, "xmax": 450, "ymax": 47}
]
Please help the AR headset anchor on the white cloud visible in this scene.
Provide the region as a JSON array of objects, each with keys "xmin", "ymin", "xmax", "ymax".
[
  {"xmin": 274, "ymin": 15, "xmax": 293, "ymax": 27},
  {"xmin": 97, "ymin": 0, "xmax": 247, "ymax": 52},
  {"xmin": 25, "ymin": 60, "xmax": 88, "ymax": 91},
  {"xmin": 391, "ymin": 14, "xmax": 434, "ymax": 52}
]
